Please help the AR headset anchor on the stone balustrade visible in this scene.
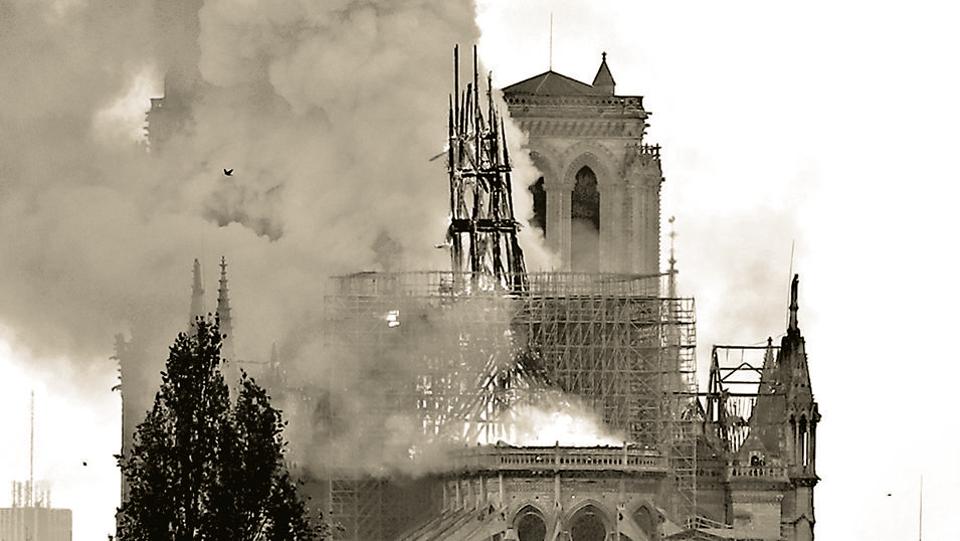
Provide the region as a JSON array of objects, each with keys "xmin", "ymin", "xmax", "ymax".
[
  {"xmin": 726, "ymin": 465, "xmax": 789, "ymax": 480},
  {"xmin": 447, "ymin": 445, "xmax": 669, "ymax": 474}
]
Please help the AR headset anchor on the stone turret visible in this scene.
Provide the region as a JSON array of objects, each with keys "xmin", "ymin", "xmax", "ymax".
[
  {"xmin": 725, "ymin": 274, "xmax": 819, "ymax": 540},
  {"xmin": 779, "ymin": 274, "xmax": 819, "ymax": 541},
  {"xmin": 592, "ymin": 52, "xmax": 616, "ymax": 95}
]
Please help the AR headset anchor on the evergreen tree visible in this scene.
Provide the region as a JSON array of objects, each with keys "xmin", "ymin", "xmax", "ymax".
[{"xmin": 117, "ymin": 317, "xmax": 324, "ymax": 540}]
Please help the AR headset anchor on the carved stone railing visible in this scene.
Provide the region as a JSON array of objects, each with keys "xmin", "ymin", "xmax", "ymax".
[
  {"xmin": 504, "ymin": 94, "xmax": 644, "ymax": 110},
  {"xmin": 725, "ymin": 465, "xmax": 788, "ymax": 480},
  {"xmin": 447, "ymin": 445, "xmax": 669, "ymax": 474}
]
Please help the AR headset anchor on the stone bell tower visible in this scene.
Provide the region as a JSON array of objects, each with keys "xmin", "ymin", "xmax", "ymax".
[{"xmin": 503, "ymin": 53, "xmax": 663, "ymax": 274}]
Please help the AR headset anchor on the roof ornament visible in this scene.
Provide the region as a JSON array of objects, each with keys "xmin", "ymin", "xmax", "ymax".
[
  {"xmin": 216, "ymin": 256, "xmax": 235, "ymax": 360},
  {"xmin": 592, "ymin": 51, "xmax": 615, "ymax": 94},
  {"xmin": 788, "ymin": 274, "xmax": 800, "ymax": 333},
  {"xmin": 549, "ymin": 13, "xmax": 554, "ymax": 70}
]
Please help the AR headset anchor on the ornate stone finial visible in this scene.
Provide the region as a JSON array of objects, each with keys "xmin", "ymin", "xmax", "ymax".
[
  {"xmin": 216, "ymin": 256, "xmax": 234, "ymax": 359},
  {"xmin": 764, "ymin": 336, "xmax": 775, "ymax": 363},
  {"xmin": 592, "ymin": 52, "xmax": 616, "ymax": 94},
  {"xmin": 788, "ymin": 273, "xmax": 800, "ymax": 333}
]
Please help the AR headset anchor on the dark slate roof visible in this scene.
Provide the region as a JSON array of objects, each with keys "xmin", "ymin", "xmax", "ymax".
[{"xmin": 502, "ymin": 70, "xmax": 604, "ymax": 96}]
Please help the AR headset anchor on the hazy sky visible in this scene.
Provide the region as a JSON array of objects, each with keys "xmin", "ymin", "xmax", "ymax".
[
  {"xmin": 478, "ymin": 1, "xmax": 960, "ymax": 539},
  {"xmin": 2, "ymin": 1, "xmax": 959, "ymax": 540}
]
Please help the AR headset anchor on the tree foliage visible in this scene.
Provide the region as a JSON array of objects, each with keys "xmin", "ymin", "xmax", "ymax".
[{"xmin": 117, "ymin": 317, "xmax": 325, "ymax": 540}]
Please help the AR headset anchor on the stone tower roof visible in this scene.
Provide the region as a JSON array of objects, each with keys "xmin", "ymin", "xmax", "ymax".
[
  {"xmin": 592, "ymin": 52, "xmax": 616, "ymax": 94},
  {"xmin": 502, "ymin": 53, "xmax": 619, "ymax": 97},
  {"xmin": 741, "ymin": 274, "xmax": 817, "ymax": 461}
]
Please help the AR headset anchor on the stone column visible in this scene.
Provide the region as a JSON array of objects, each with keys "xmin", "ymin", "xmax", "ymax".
[
  {"xmin": 786, "ymin": 417, "xmax": 795, "ymax": 469},
  {"xmin": 794, "ymin": 420, "xmax": 801, "ymax": 466},
  {"xmin": 600, "ymin": 182, "xmax": 624, "ymax": 272},
  {"xmin": 809, "ymin": 422, "xmax": 817, "ymax": 470},
  {"xmin": 546, "ymin": 182, "xmax": 572, "ymax": 271},
  {"xmin": 630, "ymin": 184, "xmax": 645, "ymax": 274},
  {"xmin": 651, "ymin": 179, "xmax": 662, "ymax": 274},
  {"xmin": 645, "ymin": 181, "xmax": 661, "ymax": 275},
  {"xmin": 622, "ymin": 182, "xmax": 635, "ymax": 274},
  {"xmin": 631, "ymin": 178, "xmax": 661, "ymax": 275}
]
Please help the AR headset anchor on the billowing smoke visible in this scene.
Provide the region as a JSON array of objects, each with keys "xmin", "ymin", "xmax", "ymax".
[
  {"xmin": 1, "ymin": 0, "xmax": 569, "ymax": 489},
  {"xmin": 0, "ymin": 0, "xmax": 554, "ymax": 369}
]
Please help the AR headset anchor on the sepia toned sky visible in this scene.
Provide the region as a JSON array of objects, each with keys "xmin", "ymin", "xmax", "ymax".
[
  {"xmin": 2, "ymin": 1, "xmax": 959, "ymax": 540},
  {"xmin": 479, "ymin": 1, "xmax": 960, "ymax": 539}
]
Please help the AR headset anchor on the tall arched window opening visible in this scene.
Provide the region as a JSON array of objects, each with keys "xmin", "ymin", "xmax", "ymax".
[
  {"xmin": 571, "ymin": 165, "xmax": 600, "ymax": 272},
  {"xmin": 516, "ymin": 509, "xmax": 547, "ymax": 541},
  {"xmin": 570, "ymin": 506, "xmax": 607, "ymax": 541},
  {"xmin": 529, "ymin": 177, "xmax": 546, "ymax": 236}
]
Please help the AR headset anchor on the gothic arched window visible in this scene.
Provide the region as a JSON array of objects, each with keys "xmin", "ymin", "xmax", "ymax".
[
  {"xmin": 569, "ymin": 505, "xmax": 608, "ymax": 541},
  {"xmin": 529, "ymin": 177, "xmax": 546, "ymax": 235},
  {"xmin": 515, "ymin": 507, "xmax": 547, "ymax": 541},
  {"xmin": 571, "ymin": 165, "xmax": 600, "ymax": 272}
]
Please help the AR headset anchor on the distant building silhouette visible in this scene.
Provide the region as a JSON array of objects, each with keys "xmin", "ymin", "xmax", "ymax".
[{"xmin": 2, "ymin": 483, "xmax": 72, "ymax": 540}]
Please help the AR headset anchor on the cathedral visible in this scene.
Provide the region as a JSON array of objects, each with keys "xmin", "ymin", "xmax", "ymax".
[
  {"xmin": 118, "ymin": 5, "xmax": 820, "ymax": 539},
  {"xmin": 503, "ymin": 52, "xmax": 662, "ymax": 275}
]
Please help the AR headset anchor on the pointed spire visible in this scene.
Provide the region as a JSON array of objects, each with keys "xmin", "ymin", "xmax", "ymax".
[
  {"xmin": 757, "ymin": 337, "xmax": 777, "ymax": 395},
  {"xmin": 788, "ymin": 273, "xmax": 800, "ymax": 334},
  {"xmin": 262, "ymin": 341, "xmax": 285, "ymax": 390},
  {"xmin": 667, "ymin": 216, "xmax": 677, "ymax": 298},
  {"xmin": 216, "ymin": 256, "xmax": 234, "ymax": 361},
  {"xmin": 189, "ymin": 258, "xmax": 205, "ymax": 326},
  {"xmin": 592, "ymin": 51, "xmax": 616, "ymax": 95},
  {"xmin": 781, "ymin": 272, "xmax": 814, "ymax": 404}
]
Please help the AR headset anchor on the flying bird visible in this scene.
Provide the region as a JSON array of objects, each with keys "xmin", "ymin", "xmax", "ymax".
[{"xmin": 223, "ymin": 168, "xmax": 234, "ymax": 176}]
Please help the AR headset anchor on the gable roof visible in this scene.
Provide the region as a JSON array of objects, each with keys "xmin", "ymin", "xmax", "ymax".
[{"xmin": 502, "ymin": 70, "xmax": 604, "ymax": 96}]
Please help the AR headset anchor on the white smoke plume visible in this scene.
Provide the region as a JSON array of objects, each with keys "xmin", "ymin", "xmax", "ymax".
[
  {"xmin": 0, "ymin": 0, "xmax": 552, "ymax": 367},
  {"xmin": 0, "ymin": 0, "xmax": 566, "ymax": 484}
]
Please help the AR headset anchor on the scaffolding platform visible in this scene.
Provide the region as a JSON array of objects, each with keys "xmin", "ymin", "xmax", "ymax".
[{"xmin": 315, "ymin": 271, "xmax": 699, "ymax": 533}]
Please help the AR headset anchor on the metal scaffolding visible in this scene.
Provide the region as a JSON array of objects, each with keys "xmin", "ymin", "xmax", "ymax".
[
  {"xmin": 317, "ymin": 271, "xmax": 698, "ymax": 534},
  {"xmin": 446, "ymin": 44, "xmax": 527, "ymax": 293},
  {"xmin": 705, "ymin": 344, "xmax": 776, "ymax": 454},
  {"xmin": 316, "ymin": 45, "xmax": 700, "ymax": 538}
]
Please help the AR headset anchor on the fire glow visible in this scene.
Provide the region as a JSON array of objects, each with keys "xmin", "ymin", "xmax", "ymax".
[{"xmin": 481, "ymin": 402, "xmax": 624, "ymax": 448}]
